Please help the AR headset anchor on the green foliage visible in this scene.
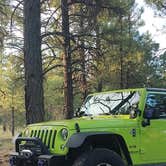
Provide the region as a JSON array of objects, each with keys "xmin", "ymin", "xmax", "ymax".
[
  {"xmin": 0, "ymin": 0, "xmax": 165, "ymax": 124},
  {"xmin": 44, "ymin": 72, "xmax": 64, "ymax": 120},
  {"xmin": 0, "ymin": 53, "xmax": 25, "ymax": 128},
  {"xmin": 45, "ymin": 0, "xmax": 163, "ymax": 118}
]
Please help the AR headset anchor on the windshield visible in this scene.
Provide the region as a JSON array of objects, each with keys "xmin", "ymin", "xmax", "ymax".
[{"xmin": 80, "ymin": 91, "xmax": 140, "ymax": 116}]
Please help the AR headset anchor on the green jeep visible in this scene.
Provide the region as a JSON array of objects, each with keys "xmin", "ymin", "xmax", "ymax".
[{"xmin": 9, "ymin": 88, "xmax": 166, "ymax": 166}]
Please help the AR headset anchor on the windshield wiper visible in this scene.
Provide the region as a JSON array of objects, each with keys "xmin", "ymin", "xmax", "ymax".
[{"xmin": 98, "ymin": 113, "xmax": 111, "ymax": 115}]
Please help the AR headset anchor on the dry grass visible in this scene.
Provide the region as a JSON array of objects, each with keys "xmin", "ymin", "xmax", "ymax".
[{"xmin": 0, "ymin": 127, "xmax": 16, "ymax": 166}]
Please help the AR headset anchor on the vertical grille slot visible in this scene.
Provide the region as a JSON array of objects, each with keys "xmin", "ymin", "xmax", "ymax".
[
  {"xmin": 41, "ymin": 130, "xmax": 45, "ymax": 142},
  {"xmin": 44, "ymin": 130, "xmax": 48, "ymax": 145},
  {"xmin": 52, "ymin": 130, "xmax": 57, "ymax": 148},
  {"xmin": 30, "ymin": 130, "xmax": 34, "ymax": 137},
  {"xmin": 39, "ymin": 130, "xmax": 42, "ymax": 139},
  {"xmin": 48, "ymin": 130, "xmax": 52, "ymax": 148},
  {"xmin": 34, "ymin": 130, "xmax": 37, "ymax": 137},
  {"xmin": 37, "ymin": 130, "xmax": 41, "ymax": 138}
]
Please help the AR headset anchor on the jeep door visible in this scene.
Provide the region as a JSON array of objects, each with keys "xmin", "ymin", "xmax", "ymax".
[{"xmin": 141, "ymin": 92, "xmax": 166, "ymax": 163}]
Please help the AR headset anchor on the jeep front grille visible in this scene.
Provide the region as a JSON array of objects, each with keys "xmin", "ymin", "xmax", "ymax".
[{"xmin": 30, "ymin": 129, "xmax": 57, "ymax": 149}]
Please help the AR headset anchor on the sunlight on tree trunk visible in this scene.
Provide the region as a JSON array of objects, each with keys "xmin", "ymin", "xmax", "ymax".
[{"xmin": 61, "ymin": 0, "xmax": 74, "ymax": 119}]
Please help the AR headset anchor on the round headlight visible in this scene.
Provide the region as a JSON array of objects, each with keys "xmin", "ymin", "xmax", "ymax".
[{"xmin": 61, "ymin": 128, "xmax": 68, "ymax": 140}]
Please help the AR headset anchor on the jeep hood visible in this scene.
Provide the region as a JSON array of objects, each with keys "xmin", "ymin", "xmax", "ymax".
[{"xmin": 28, "ymin": 115, "xmax": 138, "ymax": 130}]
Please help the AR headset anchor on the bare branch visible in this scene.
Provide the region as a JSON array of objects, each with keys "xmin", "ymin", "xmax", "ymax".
[
  {"xmin": 43, "ymin": 64, "xmax": 63, "ymax": 75},
  {"xmin": 10, "ymin": 0, "xmax": 23, "ymax": 33},
  {"xmin": 42, "ymin": 41, "xmax": 57, "ymax": 57},
  {"xmin": 41, "ymin": 31, "xmax": 63, "ymax": 39},
  {"xmin": 45, "ymin": 7, "xmax": 61, "ymax": 27}
]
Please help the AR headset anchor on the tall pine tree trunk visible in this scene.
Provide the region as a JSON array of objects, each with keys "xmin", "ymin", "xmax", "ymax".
[
  {"xmin": 80, "ymin": 7, "xmax": 87, "ymax": 101},
  {"xmin": 80, "ymin": 41, "xmax": 88, "ymax": 100},
  {"xmin": 61, "ymin": 0, "xmax": 73, "ymax": 119},
  {"xmin": 24, "ymin": 0, "xmax": 44, "ymax": 124},
  {"xmin": 119, "ymin": 14, "xmax": 124, "ymax": 89}
]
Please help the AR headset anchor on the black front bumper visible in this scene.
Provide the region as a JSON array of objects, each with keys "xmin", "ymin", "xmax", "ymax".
[
  {"xmin": 9, "ymin": 137, "xmax": 66, "ymax": 166},
  {"xmin": 9, "ymin": 152, "xmax": 66, "ymax": 166}
]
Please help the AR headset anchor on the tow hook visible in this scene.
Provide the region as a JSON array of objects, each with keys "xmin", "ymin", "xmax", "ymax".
[
  {"xmin": 9, "ymin": 156, "xmax": 17, "ymax": 166},
  {"xmin": 38, "ymin": 159, "xmax": 48, "ymax": 166},
  {"xmin": 20, "ymin": 149, "xmax": 33, "ymax": 159}
]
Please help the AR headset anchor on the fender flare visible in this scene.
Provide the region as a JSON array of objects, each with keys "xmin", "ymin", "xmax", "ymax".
[
  {"xmin": 66, "ymin": 132, "xmax": 132, "ymax": 165},
  {"xmin": 66, "ymin": 132, "xmax": 111, "ymax": 148}
]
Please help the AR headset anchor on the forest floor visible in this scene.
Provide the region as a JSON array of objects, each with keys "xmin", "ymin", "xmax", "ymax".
[{"xmin": 0, "ymin": 128, "xmax": 14, "ymax": 166}]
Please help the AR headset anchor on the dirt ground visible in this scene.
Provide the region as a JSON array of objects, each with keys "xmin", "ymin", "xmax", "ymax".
[
  {"xmin": 0, "ymin": 150, "xmax": 10, "ymax": 166},
  {"xmin": 0, "ymin": 129, "xmax": 14, "ymax": 166}
]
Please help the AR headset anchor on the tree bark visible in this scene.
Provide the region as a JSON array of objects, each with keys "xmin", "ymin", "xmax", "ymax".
[
  {"xmin": 80, "ymin": 42, "xmax": 88, "ymax": 100},
  {"xmin": 79, "ymin": 7, "xmax": 88, "ymax": 101},
  {"xmin": 24, "ymin": 0, "xmax": 44, "ymax": 124},
  {"xmin": 61, "ymin": 0, "xmax": 74, "ymax": 119},
  {"xmin": 119, "ymin": 14, "xmax": 124, "ymax": 89},
  {"xmin": 11, "ymin": 107, "xmax": 14, "ymax": 136}
]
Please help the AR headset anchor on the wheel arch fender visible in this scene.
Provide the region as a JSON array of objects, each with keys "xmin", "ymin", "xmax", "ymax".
[
  {"xmin": 66, "ymin": 132, "xmax": 111, "ymax": 148},
  {"xmin": 66, "ymin": 132, "xmax": 132, "ymax": 165}
]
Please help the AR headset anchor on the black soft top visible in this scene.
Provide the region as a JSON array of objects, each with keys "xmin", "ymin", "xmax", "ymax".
[{"xmin": 147, "ymin": 88, "xmax": 166, "ymax": 92}]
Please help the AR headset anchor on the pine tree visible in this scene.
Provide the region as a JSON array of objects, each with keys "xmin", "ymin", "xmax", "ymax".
[{"xmin": 24, "ymin": 0, "xmax": 44, "ymax": 124}]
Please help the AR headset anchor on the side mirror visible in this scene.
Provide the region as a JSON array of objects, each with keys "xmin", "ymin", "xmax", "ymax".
[
  {"xmin": 143, "ymin": 108, "xmax": 153, "ymax": 119},
  {"xmin": 142, "ymin": 107, "xmax": 153, "ymax": 127}
]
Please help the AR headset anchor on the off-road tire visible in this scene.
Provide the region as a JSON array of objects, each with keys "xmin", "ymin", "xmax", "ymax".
[{"xmin": 72, "ymin": 148, "xmax": 125, "ymax": 166}]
